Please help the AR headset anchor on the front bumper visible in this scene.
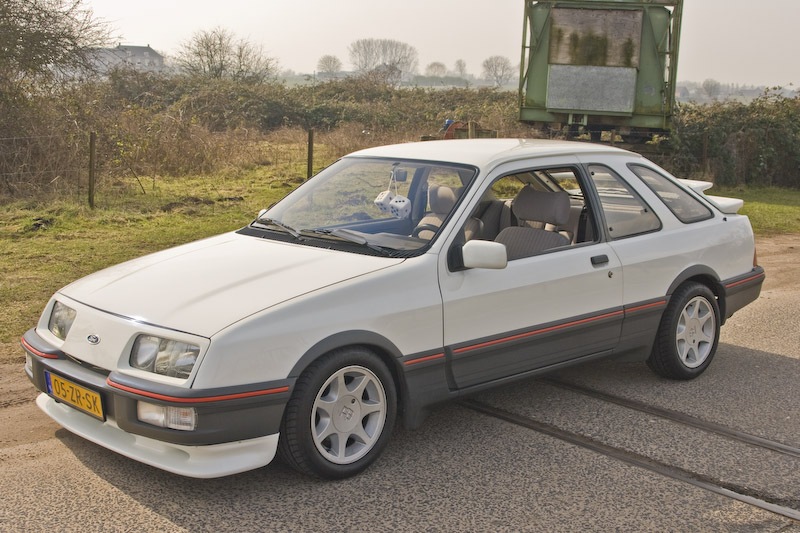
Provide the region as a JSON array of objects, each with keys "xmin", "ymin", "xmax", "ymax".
[
  {"xmin": 23, "ymin": 328, "xmax": 292, "ymax": 478},
  {"xmin": 35, "ymin": 394, "xmax": 279, "ymax": 478}
]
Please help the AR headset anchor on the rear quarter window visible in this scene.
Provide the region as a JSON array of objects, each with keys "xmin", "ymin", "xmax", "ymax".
[
  {"xmin": 588, "ymin": 164, "xmax": 661, "ymax": 239},
  {"xmin": 629, "ymin": 165, "xmax": 713, "ymax": 224}
]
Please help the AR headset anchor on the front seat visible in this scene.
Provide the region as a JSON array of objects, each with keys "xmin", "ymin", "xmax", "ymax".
[
  {"xmin": 413, "ymin": 185, "xmax": 459, "ymax": 240},
  {"xmin": 494, "ymin": 187, "xmax": 570, "ymax": 260}
]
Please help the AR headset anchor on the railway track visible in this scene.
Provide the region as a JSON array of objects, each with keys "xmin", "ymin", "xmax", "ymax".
[{"xmin": 463, "ymin": 378, "xmax": 800, "ymax": 522}]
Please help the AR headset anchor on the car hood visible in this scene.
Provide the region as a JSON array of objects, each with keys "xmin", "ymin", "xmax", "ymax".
[{"xmin": 59, "ymin": 232, "xmax": 402, "ymax": 337}]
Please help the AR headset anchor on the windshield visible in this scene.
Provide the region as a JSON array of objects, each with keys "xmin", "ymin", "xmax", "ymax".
[{"xmin": 244, "ymin": 156, "xmax": 477, "ymax": 256}]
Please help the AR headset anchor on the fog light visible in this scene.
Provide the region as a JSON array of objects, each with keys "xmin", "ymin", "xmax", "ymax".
[{"xmin": 137, "ymin": 401, "xmax": 197, "ymax": 431}]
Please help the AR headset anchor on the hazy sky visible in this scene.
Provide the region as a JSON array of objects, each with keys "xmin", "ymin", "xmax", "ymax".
[{"xmin": 86, "ymin": 0, "xmax": 798, "ymax": 87}]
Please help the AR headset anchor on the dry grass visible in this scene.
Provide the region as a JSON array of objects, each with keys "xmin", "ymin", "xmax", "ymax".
[{"xmin": 2, "ymin": 139, "xmax": 798, "ymax": 353}]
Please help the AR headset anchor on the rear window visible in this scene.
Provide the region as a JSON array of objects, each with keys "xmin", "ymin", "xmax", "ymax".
[{"xmin": 630, "ymin": 165, "xmax": 713, "ymax": 224}]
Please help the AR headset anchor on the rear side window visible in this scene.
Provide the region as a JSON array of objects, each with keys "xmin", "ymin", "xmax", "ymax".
[
  {"xmin": 588, "ymin": 164, "xmax": 661, "ymax": 239},
  {"xmin": 630, "ymin": 165, "xmax": 713, "ymax": 223}
]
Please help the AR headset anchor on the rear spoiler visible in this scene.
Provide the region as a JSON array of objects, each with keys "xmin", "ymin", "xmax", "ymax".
[{"xmin": 679, "ymin": 179, "xmax": 744, "ymax": 215}]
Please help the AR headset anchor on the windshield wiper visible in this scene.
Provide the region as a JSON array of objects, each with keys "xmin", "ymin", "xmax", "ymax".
[
  {"xmin": 254, "ymin": 216, "xmax": 303, "ymax": 239},
  {"xmin": 308, "ymin": 228, "xmax": 394, "ymax": 257}
]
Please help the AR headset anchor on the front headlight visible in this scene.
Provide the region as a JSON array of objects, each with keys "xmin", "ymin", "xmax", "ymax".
[
  {"xmin": 130, "ymin": 335, "xmax": 200, "ymax": 379},
  {"xmin": 48, "ymin": 301, "xmax": 77, "ymax": 340}
]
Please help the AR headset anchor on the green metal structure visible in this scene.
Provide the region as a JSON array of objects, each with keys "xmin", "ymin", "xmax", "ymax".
[{"xmin": 519, "ymin": 0, "xmax": 683, "ymax": 140}]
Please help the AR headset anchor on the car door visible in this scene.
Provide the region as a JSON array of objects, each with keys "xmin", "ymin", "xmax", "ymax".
[{"xmin": 438, "ymin": 159, "xmax": 624, "ymax": 390}]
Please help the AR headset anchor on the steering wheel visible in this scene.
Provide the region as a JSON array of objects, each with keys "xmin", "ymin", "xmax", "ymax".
[{"xmin": 411, "ymin": 224, "xmax": 440, "ymax": 238}]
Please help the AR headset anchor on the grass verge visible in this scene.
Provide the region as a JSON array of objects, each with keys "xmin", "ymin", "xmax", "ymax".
[
  {"xmin": 1, "ymin": 175, "xmax": 798, "ymax": 351},
  {"xmin": 711, "ymin": 186, "xmax": 800, "ymax": 236},
  {"xmin": 0, "ymin": 170, "xmax": 296, "ymax": 349}
]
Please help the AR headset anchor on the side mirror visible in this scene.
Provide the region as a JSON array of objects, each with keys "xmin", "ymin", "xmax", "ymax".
[{"xmin": 461, "ymin": 240, "xmax": 508, "ymax": 270}]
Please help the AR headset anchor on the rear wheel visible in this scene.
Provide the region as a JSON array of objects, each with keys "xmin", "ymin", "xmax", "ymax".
[
  {"xmin": 279, "ymin": 347, "xmax": 396, "ymax": 479},
  {"xmin": 647, "ymin": 282, "xmax": 720, "ymax": 380}
]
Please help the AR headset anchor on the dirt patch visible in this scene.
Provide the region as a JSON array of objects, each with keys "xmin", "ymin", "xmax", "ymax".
[{"xmin": 754, "ymin": 235, "xmax": 799, "ymax": 291}]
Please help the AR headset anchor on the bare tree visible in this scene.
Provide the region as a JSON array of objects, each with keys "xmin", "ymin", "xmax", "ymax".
[
  {"xmin": 317, "ymin": 54, "xmax": 342, "ymax": 75},
  {"xmin": 425, "ymin": 62, "xmax": 447, "ymax": 77},
  {"xmin": 0, "ymin": 0, "xmax": 111, "ymax": 84},
  {"xmin": 348, "ymin": 39, "xmax": 380, "ymax": 73},
  {"xmin": 702, "ymin": 78, "xmax": 721, "ymax": 100},
  {"xmin": 177, "ymin": 27, "xmax": 277, "ymax": 82},
  {"xmin": 348, "ymin": 38, "xmax": 418, "ymax": 81},
  {"xmin": 482, "ymin": 55, "xmax": 514, "ymax": 87},
  {"xmin": 1, "ymin": 0, "xmax": 112, "ymax": 193},
  {"xmin": 453, "ymin": 59, "xmax": 468, "ymax": 78}
]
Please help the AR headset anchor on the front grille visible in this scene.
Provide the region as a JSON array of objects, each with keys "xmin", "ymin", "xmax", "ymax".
[{"xmin": 64, "ymin": 353, "xmax": 111, "ymax": 377}]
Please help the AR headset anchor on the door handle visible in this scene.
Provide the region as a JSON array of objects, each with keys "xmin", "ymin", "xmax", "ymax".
[{"xmin": 591, "ymin": 254, "xmax": 609, "ymax": 266}]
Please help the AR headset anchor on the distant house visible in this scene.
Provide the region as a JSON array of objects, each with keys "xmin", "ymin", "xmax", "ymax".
[
  {"xmin": 675, "ymin": 85, "xmax": 691, "ymax": 101},
  {"xmin": 91, "ymin": 45, "xmax": 168, "ymax": 74}
]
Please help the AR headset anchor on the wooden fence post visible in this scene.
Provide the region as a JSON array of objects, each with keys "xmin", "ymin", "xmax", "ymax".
[
  {"xmin": 88, "ymin": 131, "xmax": 96, "ymax": 209},
  {"xmin": 307, "ymin": 128, "xmax": 314, "ymax": 180}
]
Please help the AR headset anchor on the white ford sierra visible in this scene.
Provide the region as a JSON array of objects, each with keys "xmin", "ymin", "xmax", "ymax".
[{"xmin": 22, "ymin": 139, "xmax": 764, "ymax": 479}]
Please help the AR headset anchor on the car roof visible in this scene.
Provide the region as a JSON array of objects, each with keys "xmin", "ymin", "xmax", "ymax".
[{"xmin": 346, "ymin": 138, "xmax": 638, "ymax": 170}]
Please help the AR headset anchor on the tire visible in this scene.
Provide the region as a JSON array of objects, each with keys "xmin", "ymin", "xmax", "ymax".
[
  {"xmin": 647, "ymin": 282, "xmax": 720, "ymax": 380},
  {"xmin": 278, "ymin": 347, "xmax": 397, "ymax": 479}
]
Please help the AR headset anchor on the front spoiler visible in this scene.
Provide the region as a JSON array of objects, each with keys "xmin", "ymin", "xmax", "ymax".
[{"xmin": 36, "ymin": 393, "xmax": 279, "ymax": 478}]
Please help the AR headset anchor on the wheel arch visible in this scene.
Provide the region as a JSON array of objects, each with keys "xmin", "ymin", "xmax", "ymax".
[
  {"xmin": 287, "ymin": 331, "xmax": 409, "ymax": 416},
  {"xmin": 666, "ymin": 265, "xmax": 727, "ymax": 324}
]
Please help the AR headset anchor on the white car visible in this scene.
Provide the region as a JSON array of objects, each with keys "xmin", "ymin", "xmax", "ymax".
[{"xmin": 22, "ymin": 139, "xmax": 764, "ymax": 479}]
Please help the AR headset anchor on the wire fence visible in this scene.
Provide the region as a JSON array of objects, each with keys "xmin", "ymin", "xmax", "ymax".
[
  {"xmin": 0, "ymin": 134, "xmax": 88, "ymax": 196},
  {"xmin": 0, "ymin": 130, "xmax": 323, "ymax": 201},
  {"xmin": 0, "ymin": 125, "xmax": 419, "ymax": 203}
]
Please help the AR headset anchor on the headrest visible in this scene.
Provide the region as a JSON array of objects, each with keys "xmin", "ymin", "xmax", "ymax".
[
  {"xmin": 512, "ymin": 187, "xmax": 570, "ymax": 226},
  {"xmin": 428, "ymin": 185, "xmax": 461, "ymax": 214}
]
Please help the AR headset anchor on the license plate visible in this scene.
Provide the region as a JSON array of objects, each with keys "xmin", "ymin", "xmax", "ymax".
[{"xmin": 45, "ymin": 371, "xmax": 104, "ymax": 420}]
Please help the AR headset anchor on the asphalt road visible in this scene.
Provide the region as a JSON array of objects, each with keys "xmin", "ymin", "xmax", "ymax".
[{"xmin": 1, "ymin": 236, "xmax": 798, "ymax": 532}]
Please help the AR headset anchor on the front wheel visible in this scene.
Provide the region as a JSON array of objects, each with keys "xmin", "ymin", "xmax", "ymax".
[
  {"xmin": 647, "ymin": 282, "xmax": 720, "ymax": 380},
  {"xmin": 279, "ymin": 347, "xmax": 397, "ymax": 479}
]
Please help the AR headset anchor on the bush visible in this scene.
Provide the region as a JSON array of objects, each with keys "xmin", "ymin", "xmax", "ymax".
[
  {"xmin": 670, "ymin": 90, "xmax": 800, "ymax": 188},
  {"xmin": 1, "ymin": 72, "xmax": 798, "ymax": 198}
]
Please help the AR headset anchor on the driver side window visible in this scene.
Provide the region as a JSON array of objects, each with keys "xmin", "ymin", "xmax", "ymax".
[{"xmin": 459, "ymin": 166, "xmax": 591, "ymax": 260}]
